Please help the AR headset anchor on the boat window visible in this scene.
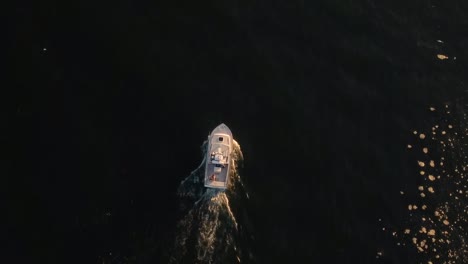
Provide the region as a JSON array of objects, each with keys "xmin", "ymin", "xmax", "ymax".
[{"xmin": 218, "ymin": 137, "xmax": 223, "ymax": 142}]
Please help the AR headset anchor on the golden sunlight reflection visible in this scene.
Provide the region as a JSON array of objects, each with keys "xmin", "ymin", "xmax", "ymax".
[{"xmin": 384, "ymin": 104, "xmax": 468, "ymax": 263}]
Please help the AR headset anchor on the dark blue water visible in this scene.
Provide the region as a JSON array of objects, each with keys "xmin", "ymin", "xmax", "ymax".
[{"xmin": 8, "ymin": 0, "xmax": 468, "ymax": 263}]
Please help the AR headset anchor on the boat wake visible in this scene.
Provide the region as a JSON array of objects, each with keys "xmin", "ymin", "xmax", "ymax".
[{"xmin": 169, "ymin": 140, "xmax": 252, "ymax": 264}]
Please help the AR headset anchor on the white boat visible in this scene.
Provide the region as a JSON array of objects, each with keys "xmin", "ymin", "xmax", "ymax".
[{"xmin": 204, "ymin": 123, "xmax": 232, "ymax": 189}]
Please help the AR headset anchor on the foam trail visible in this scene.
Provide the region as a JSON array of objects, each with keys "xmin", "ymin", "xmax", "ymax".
[{"xmin": 170, "ymin": 140, "xmax": 249, "ymax": 264}]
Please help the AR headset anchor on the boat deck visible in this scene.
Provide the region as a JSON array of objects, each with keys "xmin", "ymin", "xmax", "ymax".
[{"xmin": 204, "ymin": 163, "xmax": 228, "ymax": 189}]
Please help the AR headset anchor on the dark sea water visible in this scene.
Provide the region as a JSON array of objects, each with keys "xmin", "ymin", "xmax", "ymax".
[{"xmin": 8, "ymin": 0, "xmax": 468, "ymax": 263}]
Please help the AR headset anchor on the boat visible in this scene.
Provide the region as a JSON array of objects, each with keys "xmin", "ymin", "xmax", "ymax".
[{"xmin": 204, "ymin": 123, "xmax": 232, "ymax": 189}]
